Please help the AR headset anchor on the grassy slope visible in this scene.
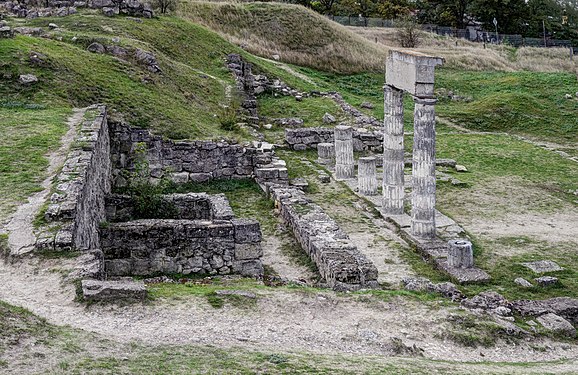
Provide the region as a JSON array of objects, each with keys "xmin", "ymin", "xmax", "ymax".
[{"xmin": 179, "ymin": 1, "xmax": 387, "ymax": 73}]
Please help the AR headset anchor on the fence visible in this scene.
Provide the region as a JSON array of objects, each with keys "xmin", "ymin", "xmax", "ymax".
[{"xmin": 328, "ymin": 15, "xmax": 576, "ymax": 53}]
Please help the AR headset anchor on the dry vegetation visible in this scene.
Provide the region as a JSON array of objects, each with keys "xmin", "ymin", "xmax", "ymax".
[
  {"xmin": 351, "ymin": 27, "xmax": 578, "ymax": 73},
  {"xmin": 179, "ymin": 0, "xmax": 576, "ymax": 74},
  {"xmin": 178, "ymin": 1, "xmax": 387, "ymax": 73}
]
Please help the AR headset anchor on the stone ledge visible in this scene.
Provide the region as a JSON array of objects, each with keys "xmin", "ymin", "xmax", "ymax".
[{"xmin": 81, "ymin": 279, "xmax": 147, "ymax": 302}]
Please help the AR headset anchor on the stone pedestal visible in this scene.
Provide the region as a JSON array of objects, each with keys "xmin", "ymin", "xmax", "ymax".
[
  {"xmin": 411, "ymin": 97, "xmax": 437, "ymax": 239},
  {"xmin": 447, "ymin": 239, "xmax": 474, "ymax": 268},
  {"xmin": 358, "ymin": 157, "xmax": 378, "ymax": 196},
  {"xmin": 382, "ymin": 85, "xmax": 405, "ymax": 214},
  {"xmin": 317, "ymin": 143, "xmax": 335, "ymax": 166},
  {"xmin": 334, "ymin": 125, "xmax": 355, "ymax": 180}
]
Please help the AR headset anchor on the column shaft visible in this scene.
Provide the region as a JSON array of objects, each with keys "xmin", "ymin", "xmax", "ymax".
[
  {"xmin": 411, "ymin": 97, "xmax": 437, "ymax": 239},
  {"xmin": 382, "ymin": 85, "xmax": 405, "ymax": 215},
  {"xmin": 334, "ymin": 126, "xmax": 355, "ymax": 180},
  {"xmin": 358, "ymin": 157, "xmax": 378, "ymax": 195}
]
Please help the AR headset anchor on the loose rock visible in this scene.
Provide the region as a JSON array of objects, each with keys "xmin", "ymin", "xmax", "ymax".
[
  {"xmin": 514, "ymin": 277, "xmax": 533, "ymax": 288},
  {"xmin": 535, "ymin": 276, "xmax": 558, "ymax": 287},
  {"xmin": 19, "ymin": 74, "xmax": 38, "ymax": 84},
  {"xmin": 536, "ymin": 313, "xmax": 576, "ymax": 337},
  {"xmin": 87, "ymin": 42, "xmax": 106, "ymax": 54}
]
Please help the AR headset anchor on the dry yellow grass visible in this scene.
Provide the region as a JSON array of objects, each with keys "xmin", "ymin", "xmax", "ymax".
[
  {"xmin": 351, "ymin": 27, "xmax": 577, "ymax": 73},
  {"xmin": 180, "ymin": 1, "xmax": 576, "ymax": 73},
  {"xmin": 179, "ymin": 1, "xmax": 388, "ymax": 73}
]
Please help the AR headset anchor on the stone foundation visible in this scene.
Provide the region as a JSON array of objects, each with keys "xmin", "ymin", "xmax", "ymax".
[
  {"xmin": 101, "ymin": 217, "xmax": 263, "ymax": 277},
  {"xmin": 269, "ymin": 185, "xmax": 378, "ymax": 291}
]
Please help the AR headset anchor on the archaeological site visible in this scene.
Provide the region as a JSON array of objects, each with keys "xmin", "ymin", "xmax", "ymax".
[{"xmin": 0, "ymin": 0, "xmax": 577, "ymax": 373}]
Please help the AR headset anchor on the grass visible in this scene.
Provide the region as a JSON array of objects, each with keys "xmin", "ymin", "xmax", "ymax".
[
  {"xmin": 179, "ymin": 1, "xmax": 387, "ymax": 74},
  {"xmin": 0, "ymin": 105, "xmax": 70, "ymax": 222},
  {"xmin": 351, "ymin": 26, "xmax": 578, "ymax": 73},
  {"xmin": 258, "ymin": 94, "xmax": 342, "ymax": 127}
]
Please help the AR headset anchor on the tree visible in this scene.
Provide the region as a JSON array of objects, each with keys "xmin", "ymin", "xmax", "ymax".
[
  {"xmin": 153, "ymin": 0, "xmax": 178, "ymax": 14},
  {"xmin": 312, "ymin": 0, "xmax": 338, "ymax": 15},
  {"xmin": 415, "ymin": 0, "xmax": 472, "ymax": 29},
  {"xmin": 375, "ymin": 0, "xmax": 412, "ymax": 20},
  {"xmin": 395, "ymin": 15, "xmax": 422, "ymax": 47},
  {"xmin": 470, "ymin": 0, "xmax": 529, "ymax": 34}
]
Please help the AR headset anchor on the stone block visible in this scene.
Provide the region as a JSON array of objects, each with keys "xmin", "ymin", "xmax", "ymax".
[
  {"xmin": 535, "ymin": 276, "xmax": 559, "ymax": 286},
  {"xmin": 232, "ymin": 219, "xmax": 262, "ymax": 243},
  {"xmin": 522, "ymin": 260, "xmax": 563, "ymax": 274},
  {"xmin": 234, "ymin": 243, "xmax": 263, "ymax": 260},
  {"xmin": 385, "ymin": 49, "xmax": 443, "ymax": 97},
  {"xmin": 82, "ymin": 279, "xmax": 147, "ymax": 302}
]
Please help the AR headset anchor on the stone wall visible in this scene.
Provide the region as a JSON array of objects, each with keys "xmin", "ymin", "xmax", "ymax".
[
  {"xmin": 38, "ymin": 105, "xmax": 111, "ymax": 251},
  {"xmin": 0, "ymin": 0, "xmax": 153, "ymax": 18},
  {"xmin": 101, "ymin": 218, "xmax": 263, "ymax": 277},
  {"xmin": 285, "ymin": 127, "xmax": 383, "ymax": 152},
  {"xmin": 105, "ymin": 193, "xmax": 234, "ymax": 222},
  {"xmin": 269, "ymin": 185, "xmax": 378, "ymax": 291},
  {"xmin": 109, "ymin": 121, "xmax": 288, "ymax": 187}
]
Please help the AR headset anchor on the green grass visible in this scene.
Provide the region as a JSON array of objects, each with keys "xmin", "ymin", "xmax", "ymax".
[
  {"xmin": 0, "ymin": 105, "xmax": 70, "ymax": 222},
  {"xmin": 436, "ymin": 70, "xmax": 578, "ymax": 144},
  {"xmin": 258, "ymin": 94, "xmax": 341, "ymax": 127}
]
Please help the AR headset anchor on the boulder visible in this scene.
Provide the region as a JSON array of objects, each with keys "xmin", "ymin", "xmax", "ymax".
[
  {"xmin": 462, "ymin": 291, "xmax": 509, "ymax": 310},
  {"xmin": 87, "ymin": 42, "xmax": 106, "ymax": 54},
  {"xmin": 536, "ymin": 313, "xmax": 576, "ymax": 337},
  {"xmin": 19, "ymin": 74, "xmax": 38, "ymax": 84},
  {"xmin": 535, "ymin": 276, "xmax": 558, "ymax": 287},
  {"xmin": 511, "ymin": 297, "xmax": 578, "ymax": 324},
  {"xmin": 360, "ymin": 101, "xmax": 374, "ymax": 109},
  {"xmin": 455, "ymin": 164, "xmax": 468, "ymax": 172},
  {"xmin": 521, "ymin": 260, "xmax": 563, "ymax": 273},
  {"xmin": 0, "ymin": 26, "xmax": 13, "ymax": 38},
  {"xmin": 322, "ymin": 112, "xmax": 336, "ymax": 124},
  {"xmin": 514, "ymin": 277, "xmax": 533, "ymax": 288}
]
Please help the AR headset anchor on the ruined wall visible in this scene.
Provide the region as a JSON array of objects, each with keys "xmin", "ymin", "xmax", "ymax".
[
  {"xmin": 0, "ymin": 0, "xmax": 153, "ymax": 18},
  {"xmin": 105, "ymin": 193, "xmax": 234, "ymax": 222},
  {"xmin": 109, "ymin": 122, "xmax": 286, "ymax": 187},
  {"xmin": 285, "ymin": 127, "xmax": 383, "ymax": 152},
  {"xmin": 269, "ymin": 186, "xmax": 378, "ymax": 291},
  {"xmin": 39, "ymin": 105, "xmax": 111, "ymax": 251},
  {"xmin": 101, "ymin": 218, "xmax": 263, "ymax": 277}
]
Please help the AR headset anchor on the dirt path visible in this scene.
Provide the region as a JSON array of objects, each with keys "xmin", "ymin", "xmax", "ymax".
[{"xmin": 4, "ymin": 108, "xmax": 84, "ymax": 256}]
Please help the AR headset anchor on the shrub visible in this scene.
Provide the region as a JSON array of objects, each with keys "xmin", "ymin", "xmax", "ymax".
[{"xmin": 395, "ymin": 15, "xmax": 421, "ymax": 48}]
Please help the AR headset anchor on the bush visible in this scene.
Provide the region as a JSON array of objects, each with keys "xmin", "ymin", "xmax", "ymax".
[
  {"xmin": 152, "ymin": 0, "xmax": 179, "ymax": 14},
  {"xmin": 395, "ymin": 15, "xmax": 421, "ymax": 48}
]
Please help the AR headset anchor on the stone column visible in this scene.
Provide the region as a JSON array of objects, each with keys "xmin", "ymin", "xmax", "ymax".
[
  {"xmin": 334, "ymin": 125, "xmax": 355, "ymax": 180},
  {"xmin": 382, "ymin": 85, "xmax": 405, "ymax": 215},
  {"xmin": 358, "ymin": 157, "xmax": 378, "ymax": 195},
  {"xmin": 411, "ymin": 97, "xmax": 437, "ymax": 239},
  {"xmin": 317, "ymin": 143, "xmax": 335, "ymax": 166},
  {"xmin": 448, "ymin": 240, "xmax": 474, "ymax": 268}
]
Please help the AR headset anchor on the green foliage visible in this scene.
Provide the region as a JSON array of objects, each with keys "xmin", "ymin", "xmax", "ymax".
[{"xmin": 121, "ymin": 143, "xmax": 178, "ymax": 219}]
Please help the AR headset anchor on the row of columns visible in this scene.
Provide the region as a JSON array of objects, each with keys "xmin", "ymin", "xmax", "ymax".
[{"xmin": 319, "ymin": 88, "xmax": 438, "ymax": 240}]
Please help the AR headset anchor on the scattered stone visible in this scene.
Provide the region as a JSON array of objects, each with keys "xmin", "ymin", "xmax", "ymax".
[
  {"xmin": 565, "ymin": 94, "xmax": 573, "ymax": 99},
  {"xmin": 402, "ymin": 277, "xmax": 464, "ymax": 301},
  {"xmin": 275, "ymin": 117, "xmax": 303, "ymax": 128},
  {"xmin": 272, "ymin": 54, "xmax": 280, "ymax": 61},
  {"xmin": 29, "ymin": 50, "xmax": 47, "ymax": 65},
  {"xmin": 318, "ymin": 173, "xmax": 330, "ymax": 183},
  {"xmin": 455, "ymin": 164, "xmax": 468, "ymax": 172},
  {"xmin": 536, "ymin": 313, "xmax": 576, "ymax": 337},
  {"xmin": 0, "ymin": 26, "xmax": 13, "ymax": 38},
  {"xmin": 263, "ymin": 124, "xmax": 273, "ymax": 130},
  {"xmin": 360, "ymin": 101, "xmax": 374, "ymax": 109},
  {"xmin": 521, "ymin": 260, "xmax": 563, "ymax": 274},
  {"xmin": 87, "ymin": 42, "xmax": 106, "ymax": 54},
  {"xmin": 436, "ymin": 158, "xmax": 457, "ymax": 168},
  {"xmin": 295, "ymin": 95, "xmax": 303, "ymax": 102},
  {"xmin": 535, "ymin": 276, "xmax": 558, "ymax": 287},
  {"xmin": 48, "ymin": 23, "xmax": 58, "ymax": 29},
  {"xmin": 322, "ymin": 112, "xmax": 336, "ymax": 124},
  {"xmin": 290, "ymin": 177, "xmax": 309, "ymax": 191},
  {"xmin": 81, "ymin": 279, "xmax": 147, "ymax": 302},
  {"xmin": 135, "ymin": 48, "xmax": 161, "ymax": 73},
  {"xmin": 462, "ymin": 291, "xmax": 509, "ymax": 310},
  {"xmin": 514, "ymin": 277, "xmax": 533, "ymax": 288},
  {"xmin": 18, "ymin": 74, "xmax": 38, "ymax": 84},
  {"xmin": 493, "ymin": 306, "xmax": 512, "ymax": 317},
  {"xmin": 214, "ymin": 289, "xmax": 256, "ymax": 299},
  {"xmin": 512, "ymin": 297, "xmax": 578, "ymax": 324}
]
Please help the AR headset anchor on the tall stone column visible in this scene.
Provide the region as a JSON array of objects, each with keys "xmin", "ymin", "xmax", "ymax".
[
  {"xmin": 358, "ymin": 157, "xmax": 378, "ymax": 195},
  {"xmin": 334, "ymin": 125, "xmax": 355, "ymax": 180},
  {"xmin": 411, "ymin": 97, "xmax": 437, "ymax": 239},
  {"xmin": 382, "ymin": 85, "xmax": 405, "ymax": 215}
]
